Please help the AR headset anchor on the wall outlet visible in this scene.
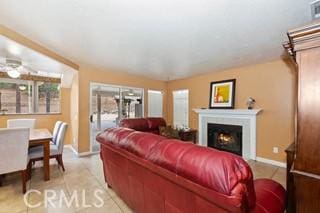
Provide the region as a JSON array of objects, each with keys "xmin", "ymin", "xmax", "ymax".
[{"xmin": 273, "ymin": 147, "xmax": 279, "ymax": 154}]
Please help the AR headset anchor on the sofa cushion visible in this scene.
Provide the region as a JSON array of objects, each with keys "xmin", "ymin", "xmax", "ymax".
[
  {"xmin": 119, "ymin": 118, "xmax": 149, "ymax": 131},
  {"xmin": 96, "ymin": 127, "xmax": 135, "ymax": 146},
  {"xmin": 176, "ymin": 146, "xmax": 254, "ymax": 200},
  {"xmin": 118, "ymin": 131, "xmax": 167, "ymax": 158},
  {"xmin": 252, "ymin": 179, "xmax": 286, "ymax": 212},
  {"xmin": 147, "ymin": 117, "xmax": 167, "ymax": 130},
  {"xmin": 146, "ymin": 137, "xmax": 256, "ymax": 207},
  {"xmin": 147, "ymin": 139, "xmax": 194, "ymax": 173}
]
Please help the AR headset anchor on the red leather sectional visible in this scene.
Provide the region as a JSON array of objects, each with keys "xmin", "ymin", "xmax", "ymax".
[{"xmin": 97, "ymin": 118, "xmax": 286, "ymax": 212}]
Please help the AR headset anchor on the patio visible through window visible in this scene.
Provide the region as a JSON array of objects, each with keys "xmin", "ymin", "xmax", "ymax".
[{"xmin": 0, "ymin": 78, "xmax": 61, "ymax": 114}]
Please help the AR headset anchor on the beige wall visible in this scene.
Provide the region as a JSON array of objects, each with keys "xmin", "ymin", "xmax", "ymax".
[
  {"xmin": 0, "ymin": 88, "xmax": 72, "ymax": 144},
  {"xmin": 77, "ymin": 65, "xmax": 167, "ymax": 153},
  {"xmin": 167, "ymin": 60, "xmax": 296, "ymax": 162}
]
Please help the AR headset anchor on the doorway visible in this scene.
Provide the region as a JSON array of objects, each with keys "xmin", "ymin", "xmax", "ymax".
[
  {"xmin": 173, "ymin": 89, "xmax": 189, "ymax": 128},
  {"xmin": 89, "ymin": 83, "xmax": 144, "ymax": 152}
]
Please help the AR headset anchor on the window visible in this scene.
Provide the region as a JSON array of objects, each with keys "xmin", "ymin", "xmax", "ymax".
[
  {"xmin": 0, "ymin": 78, "xmax": 61, "ymax": 114},
  {"xmin": 148, "ymin": 90, "xmax": 163, "ymax": 117},
  {"xmin": 36, "ymin": 82, "xmax": 61, "ymax": 113},
  {"xmin": 173, "ymin": 89, "xmax": 189, "ymax": 128}
]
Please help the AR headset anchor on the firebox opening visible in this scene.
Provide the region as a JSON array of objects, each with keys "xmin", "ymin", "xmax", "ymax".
[{"xmin": 207, "ymin": 123, "xmax": 242, "ymax": 156}]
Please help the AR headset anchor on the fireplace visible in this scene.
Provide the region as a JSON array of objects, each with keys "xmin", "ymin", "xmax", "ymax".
[{"xmin": 207, "ymin": 123, "xmax": 242, "ymax": 156}]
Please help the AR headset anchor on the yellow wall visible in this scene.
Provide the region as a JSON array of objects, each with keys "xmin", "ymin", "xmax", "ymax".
[
  {"xmin": 167, "ymin": 60, "xmax": 296, "ymax": 162},
  {"xmin": 0, "ymin": 88, "xmax": 72, "ymax": 144},
  {"xmin": 77, "ymin": 65, "xmax": 167, "ymax": 153}
]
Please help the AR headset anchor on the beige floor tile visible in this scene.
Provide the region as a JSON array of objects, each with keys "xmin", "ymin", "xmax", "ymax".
[
  {"xmin": 71, "ymin": 188, "xmax": 112, "ymax": 212},
  {"xmin": 271, "ymin": 167, "xmax": 286, "ymax": 189},
  {"xmin": 77, "ymin": 197, "xmax": 122, "ymax": 213},
  {"xmin": 27, "ymin": 183, "xmax": 70, "ymax": 207},
  {"xmin": 248, "ymin": 160, "xmax": 278, "ymax": 179},
  {"xmin": 27, "ymin": 200, "xmax": 76, "ymax": 213},
  {"xmin": 0, "ymin": 194, "xmax": 28, "ymax": 213},
  {"xmin": 65, "ymin": 174, "xmax": 102, "ymax": 194},
  {"xmin": 112, "ymin": 195, "xmax": 133, "ymax": 213}
]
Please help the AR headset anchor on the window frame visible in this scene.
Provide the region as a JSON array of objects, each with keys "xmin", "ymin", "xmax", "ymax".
[{"xmin": 0, "ymin": 77, "xmax": 62, "ymax": 115}]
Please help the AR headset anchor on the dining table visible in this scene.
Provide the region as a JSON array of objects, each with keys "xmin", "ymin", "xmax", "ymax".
[{"xmin": 29, "ymin": 128, "xmax": 52, "ymax": 181}]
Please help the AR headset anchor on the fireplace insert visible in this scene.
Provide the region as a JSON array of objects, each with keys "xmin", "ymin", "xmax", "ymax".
[{"xmin": 207, "ymin": 123, "xmax": 242, "ymax": 156}]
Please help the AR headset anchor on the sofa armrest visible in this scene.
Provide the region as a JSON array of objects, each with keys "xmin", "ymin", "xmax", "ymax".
[{"xmin": 251, "ymin": 179, "xmax": 286, "ymax": 213}]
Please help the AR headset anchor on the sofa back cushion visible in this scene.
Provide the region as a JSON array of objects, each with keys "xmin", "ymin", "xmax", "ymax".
[
  {"xmin": 119, "ymin": 131, "xmax": 167, "ymax": 158},
  {"xmin": 96, "ymin": 127, "xmax": 135, "ymax": 146},
  {"xmin": 119, "ymin": 118, "xmax": 149, "ymax": 131},
  {"xmin": 146, "ymin": 117, "xmax": 166, "ymax": 130},
  {"xmin": 119, "ymin": 117, "xmax": 166, "ymax": 134}
]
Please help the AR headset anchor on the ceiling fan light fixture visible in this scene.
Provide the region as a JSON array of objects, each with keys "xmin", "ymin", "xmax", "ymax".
[
  {"xmin": 19, "ymin": 85, "xmax": 27, "ymax": 91},
  {"xmin": 7, "ymin": 69, "xmax": 21, "ymax": 78}
]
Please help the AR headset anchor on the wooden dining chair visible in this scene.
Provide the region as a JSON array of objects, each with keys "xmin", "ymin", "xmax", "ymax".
[
  {"xmin": 29, "ymin": 123, "xmax": 68, "ymax": 172},
  {"xmin": 7, "ymin": 119, "xmax": 36, "ymax": 129},
  {"xmin": 0, "ymin": 128, "xmax": 30, "ymax": 193}
]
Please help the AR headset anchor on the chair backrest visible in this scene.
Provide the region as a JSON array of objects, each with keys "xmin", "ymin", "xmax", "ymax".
[
  {"xmin": 56, "ymin": 123, "xmax": 68, "ymax": 154},
  {"xmin": 0, "ymin": 128, "xmax": 30, "ymax": 175},
  {"xmin": 52, "ymin": 121, "xmax": 63, "ymax": 144},
  {"xmin": 7, "ymin": 119, "xmax": 36, "ymax": 129}
]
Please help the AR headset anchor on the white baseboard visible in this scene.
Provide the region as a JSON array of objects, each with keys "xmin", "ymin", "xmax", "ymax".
[
  {"xmin": 256, "ymin": 157, "xmax": 286, "ymax": 168},
  {"xmin": 64, "ymin": 145, "xmax": 98, "ymax": 157}
]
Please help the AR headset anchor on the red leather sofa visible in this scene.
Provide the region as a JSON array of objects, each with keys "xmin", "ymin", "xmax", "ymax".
[
  {"xmin": 119, "ymin": 117, "xmax": 167, "ymax": 134},
  {"xmin": 97, "ymin": 127, "xmax": 286, "ymax": 213}
]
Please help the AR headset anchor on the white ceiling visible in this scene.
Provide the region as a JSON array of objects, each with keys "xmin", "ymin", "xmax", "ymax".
[{"xmin": 0, "ymin": 0, "xmax": 313, "ymax": 81}]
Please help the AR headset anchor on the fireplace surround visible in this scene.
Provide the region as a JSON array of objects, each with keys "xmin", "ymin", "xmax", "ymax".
[{"xmin": 194, "ymin": 109, "xmax": 262, "ymax": 160}]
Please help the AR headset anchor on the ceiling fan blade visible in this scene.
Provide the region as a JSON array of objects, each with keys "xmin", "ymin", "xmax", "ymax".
[{"xmin": 23, "ymin": 65, "xmax": 38, "ymax": 74}]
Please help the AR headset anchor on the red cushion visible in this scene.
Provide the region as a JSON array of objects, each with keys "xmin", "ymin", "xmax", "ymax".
[
  {"xmin": 118, "ymin": 131, "xmax": 167, "ymax": 158},
  {"xmin": 176, "ymin": 146, "xmax": 255, "ymax": 204},
  {"xmin": 96, "ymin": 127, "xmax": 134, "ymax": 146},
  {"xmin": 119, "ymin": 118, "xmax": 149, "ymax": 131},
  {"xmin": 251, "ymin": 179, "xmax": 286, "ymax": 213},
  {"xmin": 146, "ymin": 139, "xmax": 194, "ymax": 173},
  {"xmin": 147, "ymin": 117, "xmax": 167, "ymax": 130}
]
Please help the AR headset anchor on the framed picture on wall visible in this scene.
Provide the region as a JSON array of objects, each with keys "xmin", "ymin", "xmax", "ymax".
[{"xmin": 209, "ymin": 79, "xmax": 236, "ymax": 109}]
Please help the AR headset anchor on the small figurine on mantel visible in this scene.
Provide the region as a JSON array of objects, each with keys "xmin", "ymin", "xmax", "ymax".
[{"xmin": 246, "ymin": 97, "xmax": 256, "ymax": 109}]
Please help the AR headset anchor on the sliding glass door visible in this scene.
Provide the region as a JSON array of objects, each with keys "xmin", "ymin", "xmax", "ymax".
[{"xmin": 90, "ymin": 83, "xmax": 143, "ymax": 152}]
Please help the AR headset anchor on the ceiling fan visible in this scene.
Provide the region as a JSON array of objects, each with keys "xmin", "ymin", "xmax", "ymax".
[{"xmin": 0, "ymin": 58, "xmax": 37, "ymax": 78}]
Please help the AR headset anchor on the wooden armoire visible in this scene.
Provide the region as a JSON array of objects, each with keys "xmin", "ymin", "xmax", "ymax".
[{"xmin": 284, "ymin": 22, "xmax": 320, "ymax": 212}]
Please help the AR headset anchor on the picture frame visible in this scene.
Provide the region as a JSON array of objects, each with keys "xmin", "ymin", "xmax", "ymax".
[{"xmin": 209, "ymin": 79, "xmax": 236, "ymax": 109}]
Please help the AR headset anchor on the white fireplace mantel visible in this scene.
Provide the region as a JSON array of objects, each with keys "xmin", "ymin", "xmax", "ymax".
[
  {"xmin": 193, "ymin": 108, "xmax": 262, "ymax": 160},
  {"xmin": 193, "ymin": 108, "xmax": 262, "ymax": 116}
]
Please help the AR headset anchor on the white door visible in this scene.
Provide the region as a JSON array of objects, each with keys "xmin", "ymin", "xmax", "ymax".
[
  {"xmin": 173, "ymin": 90, "xmax": 189, "ymax": 128},
  {"xmin": 148, "ymin": 90, "xmax": 163, "ymax": 117}
]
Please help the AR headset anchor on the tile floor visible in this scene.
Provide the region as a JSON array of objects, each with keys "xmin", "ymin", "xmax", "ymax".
[{"xmin": 0, "ymin": 147, "xmax": 286, "ymax": 213}]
